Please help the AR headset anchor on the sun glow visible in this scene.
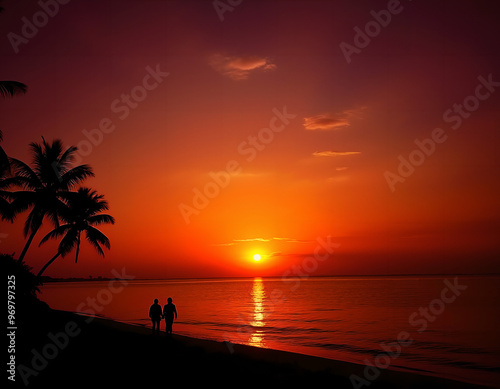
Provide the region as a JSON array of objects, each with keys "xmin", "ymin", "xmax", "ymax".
[{"xmin": 253, "ymin": 254, "xmax": 261, "ymax": 261}]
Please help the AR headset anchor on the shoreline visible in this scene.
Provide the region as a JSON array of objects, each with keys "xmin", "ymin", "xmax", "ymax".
[
  {"xmin": 14, "ymin": 308, "xmax": 493, "ymax": 388},
  {"xmin": 105, "ymin": 317, "xmax": 496, "ymax": 389}
]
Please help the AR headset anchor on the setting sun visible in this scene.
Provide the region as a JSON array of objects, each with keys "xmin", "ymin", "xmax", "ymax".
[{"xmin": 253, "ymin": 254, "xmax": 262, "ymax": 261}]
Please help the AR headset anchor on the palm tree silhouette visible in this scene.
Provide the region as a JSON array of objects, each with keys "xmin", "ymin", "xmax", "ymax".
[
  {"xmin": 37, "ymin": 187, "xmax": 115, "ymax": 277},
  {"xmin": 10, "ymin": 138, "xmax": 94, "ymax": 262}
]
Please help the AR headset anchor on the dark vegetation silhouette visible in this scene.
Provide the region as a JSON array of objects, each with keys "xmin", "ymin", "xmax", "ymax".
[{"xmin": 4, "ymin": 253, "xmax": 47, "ymax": 315}]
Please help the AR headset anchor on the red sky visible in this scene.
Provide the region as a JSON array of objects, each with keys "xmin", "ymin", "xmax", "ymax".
[{"xmin": 1, "ymin": 0, "xmax": 499, "ymax": 278}]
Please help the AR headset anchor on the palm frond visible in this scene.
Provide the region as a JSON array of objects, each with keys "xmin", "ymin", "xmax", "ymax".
[
  {"xmin": 59, "ymin": 145, "xmax": 79, "ymax": 166},
  {"xmin": 39, "ymin": 224, "xmax": 73, "ymax": 246},
  {"xmin": 9, "ymin": 190, "xmax": 37, "ymax": 212},
  {"xmin": 85, "ymin": 226, "xmax": 110, "ymax": 254},
  {"xmin": 0, "ymin": 197, "xmax": 14, "ymax": 222},
  {"xmin": 32, "ymin": 139, "xmax": 67, "ymax": 184},
  {"xmin": 9, "ymin": 158, "xmax": 41, "ymax": 189},
  {"xmin": 57, "ymin": 228, "xmax": 79, "ymax": 257},
  {"xmin": 43, "ymin": 139, "xmax": 65, "ymax": 174},
  {"xmin": 23, "ymin": 206, "xmax": 44, "ymax": 237},
  {"xmin": 44, "ymin": 203, "xmax": 62, "ymax": 229},
  {"xmin": 87, "ymin": 214, "xmax": 115, "ymax": 226},
  {"xmin": 0, "ymin": 81, "xmax": 27, "ymax": 98},
  {"xmin": 60, "ymin": 165, "xmax": 94, "ymax": 189},
  {"xmin": 0, "ymin": 147, "xmax": 9, "ymax": 176},
  {"xmin": 0, "ymin": 175, "xmax": 23, "ymax": 190},
  {"xmin": 29, "ymin": 141, "xmax": 44, "ymax": 174}
]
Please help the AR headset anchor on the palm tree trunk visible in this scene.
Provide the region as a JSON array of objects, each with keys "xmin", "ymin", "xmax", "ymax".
[
  {"xmin": 37, "ymin": 252, "xmax": 61, "ymax": 277},
  {"xmin": 18, "ymin": 229, "xmax": 37, "ymax": 263},
  {"xmin": 75, "ymin": 230, "xmax": 81, "ymax": 263}
]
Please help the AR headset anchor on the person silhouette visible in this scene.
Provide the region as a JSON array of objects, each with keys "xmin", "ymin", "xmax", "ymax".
[
  {"xmin": 149, "ymin": 298, "xmax": 162, "ymax": 334},
  {"xmin": 163, "ymin": 297, "xmax": 177, "ymax": 335}
]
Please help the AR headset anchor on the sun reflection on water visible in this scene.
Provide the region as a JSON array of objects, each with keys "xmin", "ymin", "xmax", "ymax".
[{"xmin": 249, "ymin": 277, "xmax": 266, "ymax": 347}]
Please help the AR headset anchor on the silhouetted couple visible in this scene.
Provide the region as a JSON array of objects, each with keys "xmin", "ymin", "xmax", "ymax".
[{"xmin": 149, "ymin": 297, "xmax": 178, "ymax": 335}]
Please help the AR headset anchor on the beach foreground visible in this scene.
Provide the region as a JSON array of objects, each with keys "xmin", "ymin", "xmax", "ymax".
[{"xmin": 14, "ymin": 309, "xmax": 491, "ymax": 388}]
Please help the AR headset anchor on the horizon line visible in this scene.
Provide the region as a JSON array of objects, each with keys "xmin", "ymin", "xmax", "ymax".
[{"xmin": 41, "ymin": 272, "xmax": 500, "ymax": 282}]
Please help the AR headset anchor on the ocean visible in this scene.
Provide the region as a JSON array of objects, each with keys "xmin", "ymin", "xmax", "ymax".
[{"xmin": 40, "ymin": 275, "xmax": 500, "ymax": 387}]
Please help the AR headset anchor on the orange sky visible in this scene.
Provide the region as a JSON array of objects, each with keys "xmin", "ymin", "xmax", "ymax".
[{"xmin": 1, "ymin": 0, "xmax": 499, "ymax": 278}]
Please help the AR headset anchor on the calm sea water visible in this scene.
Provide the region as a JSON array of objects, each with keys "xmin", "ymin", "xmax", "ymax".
[{"xmin": 40, "ymin": 276, "xmax": 500, "ymax": 387}]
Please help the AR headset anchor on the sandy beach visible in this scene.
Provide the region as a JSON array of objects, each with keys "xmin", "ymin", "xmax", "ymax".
[{"xmin": 13, "ymin": 308, "xmax": 492, "ymax": 388}]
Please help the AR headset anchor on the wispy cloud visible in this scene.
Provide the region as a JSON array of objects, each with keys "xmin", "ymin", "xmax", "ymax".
[
  {"xmin": 303, "ymin": 114, "xmax": 350, "ymax": 130},
  {"xmin": 234, "ymin": 238, "xmax": 271, "ymax": 243},
  {"xmin": 312, "ymin": 151, "xmax": 361, "ymax": 157},
  {"xmin": 271, "ymin": 237, "xmax": 311, "ymax": 243},
  {"xmin": 209, "ymin": 54, "xmax": 277, "ymax": 80},
  {"xmin": 211, "ymin": 242, "xmax": 238, "ymax": 247},
  {"xmin": 211, "ymin": 237, "xmax": 311, "ymax": 246},
  {"xmin": 303, "ymin": 107, "xmax": 365, "ymax": 130}
]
